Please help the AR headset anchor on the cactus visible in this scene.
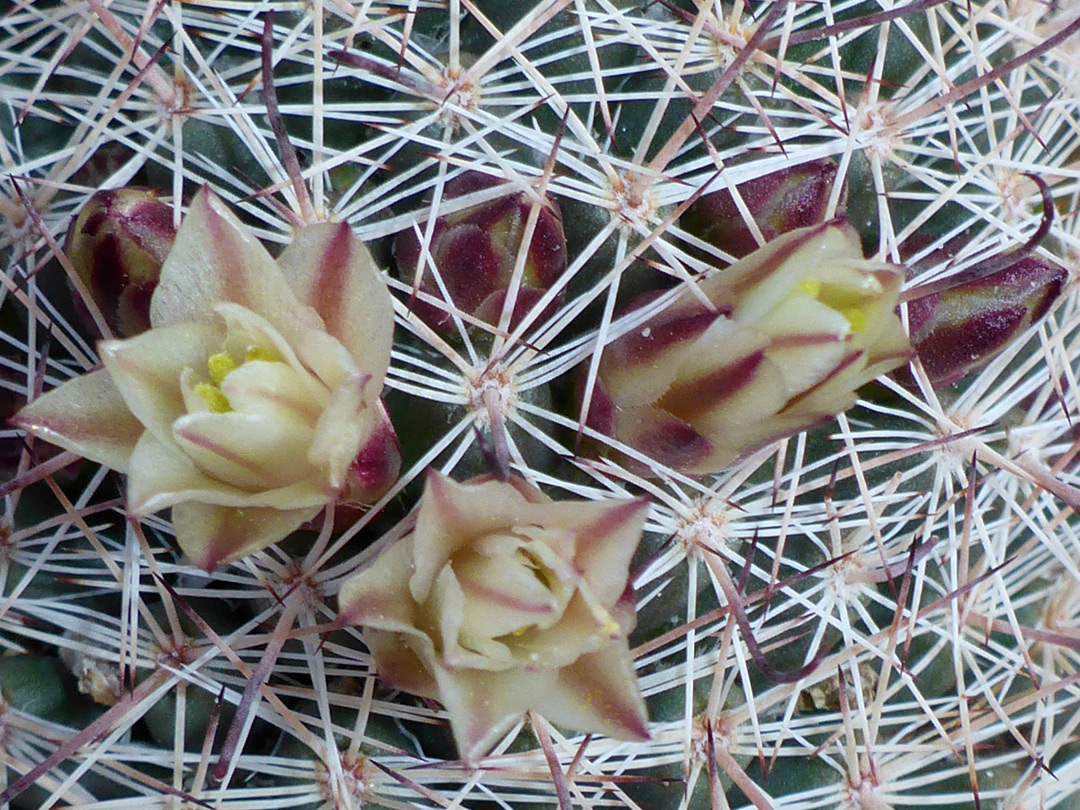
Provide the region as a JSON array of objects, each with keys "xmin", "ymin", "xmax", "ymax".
[{"xmin": 2, "ymin": 1, "xmax": 1080, "ymax": 809}]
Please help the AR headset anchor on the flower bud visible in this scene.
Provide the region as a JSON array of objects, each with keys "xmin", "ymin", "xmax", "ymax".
[
  {"xmin": 681, "ymin": 159, "xmax": 841, "ymax": 259},
  {"xmin": 586, "ymin": 221, "xmax": 911, "ymax": 476},
  {"xmin": 64, "ymin": 188, "xmax": 175, "ymax": 337},
  {"xmin": 393, "ymin": 172, "xmax": 566, "ymax": 333},
  {"xmin": 905, "ymin": 255, "xmax": 1067, "ymax": 388}
]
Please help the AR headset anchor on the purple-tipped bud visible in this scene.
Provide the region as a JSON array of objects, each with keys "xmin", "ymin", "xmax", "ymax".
[
  {"xmin": 64, "ymin": 188, "xmax": 175, "ymax": 337},
  {"xmin": 393, "ymin": 172, "xmax": 567, "ymax": 333},
  {"xmin": 906, "ymin": 255, "xmax": 1067, "ymax": 388},
  {"xmin": 584, "ymin": 221, "xmax": 911, "ymax": 476},
  {"xmin": 681, "ymin": 159, "xmax": 842, "ymax": 259}
]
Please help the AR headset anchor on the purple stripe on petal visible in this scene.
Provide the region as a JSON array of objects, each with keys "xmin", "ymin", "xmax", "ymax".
[
  {"xmin": 458, "ymin": 577, "xmax": 555, "ymax": 614},
  {"xmin": 609, "ymin": 306, "xmax": 719, "ymax": 367},
  {"xmin": 769, "ymin": 332, "xmax": 847, "ymax": 349},
  {"xmin": 201, "ymin": 190, "xmax": 250, "ymax": 306},
  {"xmin": 308, "ymin": 222, "xmax": 354, "ymax": 339},
  {"xmin": 660, "ymin": 350, "xmax": 766, "ymax": 420},
  {"xmin": 780, "ymin": 349, "xmax": 864, "ymax": 412},
  {"xmin": 174, "ymin": 422, "xmax": 270, "ymax": 478}
]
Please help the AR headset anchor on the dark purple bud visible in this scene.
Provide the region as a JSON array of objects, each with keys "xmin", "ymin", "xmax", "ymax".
[
  {"xmin": 681, "ymin": 159, "xmax": 842, "ymax": 259},
  {"xmin": 65, "ymin": 188, "xmax": 175, "ymax": 337},
  {"xmin": 393, "ymin": 171, "xmax": 567, "ymax": 333},
  {"xmin": 906, "ymin": 255, "xmax": 1067, "ymax": 387}
]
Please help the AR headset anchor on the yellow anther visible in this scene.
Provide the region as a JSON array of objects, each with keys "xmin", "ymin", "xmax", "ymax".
[
  {"xmin": 207, "ymin": 352, "xmax": 238, "ymax": 385},
  {"xmin": 194, "ymin": 382, "xmax": 232, "ymax": 413},
  {"xmin": 798, "ymin": 280, "xmax": 822, "ymax": 298},
  {"xmin": 842, "ymin": 307, "xmax": 867, "ymax": 333}
]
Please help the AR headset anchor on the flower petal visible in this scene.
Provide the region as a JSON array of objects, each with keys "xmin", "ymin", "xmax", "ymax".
[
  {"xmin": 475, "ymin": 501, "xmax": 646, "ymax": 613},
  {"xmin": 600, "ymin": 297, "xmax": 721, "ymax": 409},
  {"xmin": 432, "ymin": 664, "xmax": 557, "ymax": 762},
  {"xmin": 338, "ymin": 539, "xmax": 441, "ymax": 694},
  {"xmin": 307, "ymin": 375, "xmax": 367, "ymax": 489},
  {"xmin": 429, "ymin": 564, "xmax": 472, "ymax": 663},
  {"xmin": 684, "ymin": 354, "xmax": 791, "ymax": 454},
  {"xmin": 410, "ymin": 472, "xmax": 539, "ymax": 601},
  {"xmin": 293, "ymin": 326, "xmax": 365, "ymax": 394},
  {"xmin": 454, "ymin": 545, "xmax": 563, "ymax": 640},
  {"xmin": 340, "ymin": 399, "xmax": 401, "ymax": 505},
  {"xmin": 277, "ymin": 222, "xmax": 394, "ymax": 391},
  {"xmin": 561, "ymin": 498, "xmax": 649, "ymax": 608},
  {"xmin": 337, "ymin": 537, "xmax": 420, "ymax": 631},
  {"xmin": 363, "ymin": 629, "xmax": 439, "ymax": 698},
  {"xmin": 149, "ymin": 187, "xmax": 307, "ymax": 330},
  {"xmin": 710, "ymin": 222, "xmax": 855, "ymax": 320},
  {"xmin": 127, "ymin": 431, "xmax": 331, "ymax": 514},
  {"xmin": 219, "ymin": 361, "xmax": 323, "ymax": 423},
  {"xmin": 766, "ymin": 334, "xmax": 849, "ymax": 396},
  {"xmin": 99, "ymin": 322, "xmax": 223, "ymax": 446},
  {"xmin": 663, "ymin": 316, "xmax": 767, "ymax": 399},
  {"xmin": 863, "ymin": 317, "xmax": 913, "ymax": 374},
  {"xmin": 171, "ymin": 500, "xmax": 321, "ymax": 571},
  {"xmin": 540, "ymin": 641, "xmax": 650, "ymax": 743},
  {"xmin": 11, "ymin": 369, "xmax": 143, "ymax": 472},
  {"xmin": 508, "ymin": 589, "xmax": 625, "ymax": 664},
  {"xmin": 660, "ymin": 349, "xmax": 770, "ymax": 426},
  {"xmin": 610, "ymin": 404, "xmax": 718, "ymax": 473},
  {"xmin": 172, "ymin": 411, "xmax": 318, "ymax": 491},
  {"xmin": 128, "ymin": 431, "xmax": 235, "ymax": 512},
  {"xmin": 216, "ymin": 303, "xmax": 330, "ymax": 403}
]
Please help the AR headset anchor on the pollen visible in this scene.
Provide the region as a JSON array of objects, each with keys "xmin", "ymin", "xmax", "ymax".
[
  {"xmin": 207, "ymin": 351, "xmax": 238, "ymax": 384},
  {"xmin": 799, "ymin": 280, "xmax": 822, "ymax": 297},
  {"xmin": 194, "ymin": 382, "xmax": 232, "ymax": 413}
]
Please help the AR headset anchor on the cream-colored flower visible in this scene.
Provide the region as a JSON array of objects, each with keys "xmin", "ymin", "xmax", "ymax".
[
  {"xmin": 338, "ymin": 471, "xmax": 651, "ymax": 761},
  {"xmin": 588, "ymin": 221, "xmax": 912, "ymax": 475},
  {"xmin": 13, "ymin": 187, "xmax": 399, "ymax": 569}
]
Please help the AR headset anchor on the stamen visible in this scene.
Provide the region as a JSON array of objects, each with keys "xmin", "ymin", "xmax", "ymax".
[
  {"xmin": 207, "ymin": 352, "xmax": 238, "ymax": 385},
  {"xmin": 194, "ymin": 382, "xmax": 232, "ymax": 413}
]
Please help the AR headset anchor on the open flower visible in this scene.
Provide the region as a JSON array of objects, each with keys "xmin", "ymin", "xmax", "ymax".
[
  {"xmin": 338, "ymin": 471, "xmax": 650, "ymax": 761},
  {"xmin": 586, "ymin": 221, "xmax": 911, "ymax": 475},
  {"xmin": 13, "ymin": 188, "xmax": 399, "ymax": 570}
]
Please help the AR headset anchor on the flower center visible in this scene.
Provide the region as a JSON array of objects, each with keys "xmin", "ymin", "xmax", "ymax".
[
  {"xmin": 453, "ymin": 535, "xmax": 574, "ymax": 654},
  {"xmin": 194, "ymin": 347, "xmax": 279, "ymax": 413},
  {"xmin": 798, "ymin": 280, "xmax": 869, "ymax": 332}
]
